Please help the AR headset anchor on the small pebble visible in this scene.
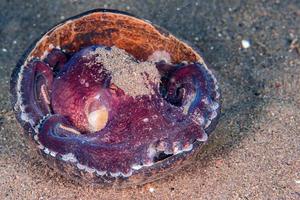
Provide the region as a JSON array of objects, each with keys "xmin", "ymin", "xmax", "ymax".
[
  {"xmin": 149, "ymin": 187, "xmax": 155, "ymax": 193},
  {"xmin": 241, "ymin": 39, "xmax": 251, "ymax": 49}
]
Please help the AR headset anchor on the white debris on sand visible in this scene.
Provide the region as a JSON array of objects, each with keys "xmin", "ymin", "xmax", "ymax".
[
  {"xmin": 149, "ymin": 187, "xmax": 155, "ymax": 193},
  {"xmin": 241, "ymin": 39, "xmax": 251, "ymax": 49}
]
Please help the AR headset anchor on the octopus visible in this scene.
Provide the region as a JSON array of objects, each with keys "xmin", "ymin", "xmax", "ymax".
[{"xmin": 10, "ymin": 9, "xmax": 221, "ymax": 186}]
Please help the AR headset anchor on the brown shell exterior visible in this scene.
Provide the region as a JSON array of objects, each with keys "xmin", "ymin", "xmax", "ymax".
[{"xmin": 11, "ymin": 9, "xmax": 214, "ymax": 188}]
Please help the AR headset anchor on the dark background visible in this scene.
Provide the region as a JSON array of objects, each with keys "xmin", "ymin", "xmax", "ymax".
[{"xmin": 0, "ymin": 0, "xmax": 299, "ymax": 199}]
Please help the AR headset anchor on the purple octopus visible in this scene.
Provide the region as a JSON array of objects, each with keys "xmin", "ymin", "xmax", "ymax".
[{"xmin": 12, "ymin": 45, "xmax": 220, "ymax": 180}]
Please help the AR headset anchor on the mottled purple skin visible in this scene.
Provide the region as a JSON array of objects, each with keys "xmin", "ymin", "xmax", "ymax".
[
  {"xmin": 19, "ymin": 60, "xmax": 53, "ymax": 124},
  {"xmin": 18, "ymin": 45, "xmax": 219, "ymax": 176}
]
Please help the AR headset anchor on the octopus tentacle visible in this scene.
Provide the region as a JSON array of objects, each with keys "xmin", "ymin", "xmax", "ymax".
[
  {"xmin": 20, "ymin": 60, "xmax": 53, "ymax": 126},
  {"xmin": 157, "ymin": 62, "xmax": 220, "ymax": 128},
  {"xmin": 43, "ymin": 48, "xmax": 68, "ymax": 73}
]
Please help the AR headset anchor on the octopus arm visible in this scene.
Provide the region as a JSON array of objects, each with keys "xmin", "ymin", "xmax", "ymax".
[
  {"xmin": 37, "ymin": 115, "xmax": 143, "ymax": 175},
  {"xmin": 20, "ymin": 60, "xmax": 53, "ymax": 125},
  {"xmin": 188, "ymin": 76, "xmax": 202, "ymax": 114},
  {"xmin": 159, "ymin": 63, "xmax": 220, "ymax": 128},
  {"xmin": 43, "ymin": 48, "xmax": 68, "ymax": 71}
]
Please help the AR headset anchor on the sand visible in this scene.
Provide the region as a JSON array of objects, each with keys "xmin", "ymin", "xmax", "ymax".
[
  {"xmin": 88, "ymin": 46, "xmax": 160, "ymax": 97},
  {"xmin": 0, "ymin": 0, "xmax": 299, "ymax": 199}
]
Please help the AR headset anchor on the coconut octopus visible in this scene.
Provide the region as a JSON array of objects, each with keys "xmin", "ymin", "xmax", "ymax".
[{"xmin": 10, "ymin": 9, "xmax": 221, "ymax": 187}]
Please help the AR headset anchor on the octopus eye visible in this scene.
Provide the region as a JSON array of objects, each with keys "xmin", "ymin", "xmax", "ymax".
[
  {"xmin": 87, "ymin": 106, "xmax": 109, "ymax": 132},
  {"xmin": 11, "ymin": 10, "xmax": 221, "ymax": 187},
  {"xmin": 86, "ymin": 100, "xmax": 109, "ymax": 132}
]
